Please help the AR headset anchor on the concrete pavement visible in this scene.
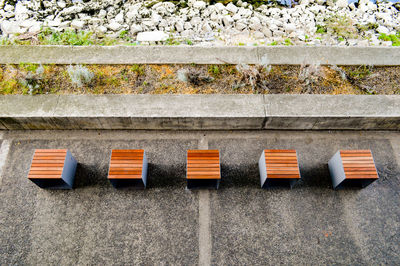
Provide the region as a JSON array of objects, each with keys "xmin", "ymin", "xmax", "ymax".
[{"xmin": 0, "ymin": 129, "xmax": 399, "ymax": 265}]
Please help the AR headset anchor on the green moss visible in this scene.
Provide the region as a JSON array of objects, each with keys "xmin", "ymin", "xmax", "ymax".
[
  {"xmin": 378, "ymin": 32, "xmax": 400, "ymax": 46},
  {"xmin": 18, "ymin": 62, "xmax": 39, "ymax": 72},
  {"xmin": 284, "ymin": 38, "xmax": 293, "ymax": 46},
  {"xmin": 0, "ymin": 79, "xmax": 20, "ymax": 94},
  {"xmin": 348, "ymin": 65, "xmax": 372, "ymax": 80}
]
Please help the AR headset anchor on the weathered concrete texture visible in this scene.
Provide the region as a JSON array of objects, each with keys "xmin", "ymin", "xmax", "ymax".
[
  {"xmin": 0, "ymin": 137, "xmax": 199, "ymax": 265},
  {"xmin": 0, "ymin": 46, "xmax": 399, "ymax": 65},
  {"xmin": 0, "ymin": 130, "xmax": 399, "ymax": 265},
  {"xmin": 208, "ymin": 132, "xmax": 400, "ymax": 265},
  {"xmin": 264, "ymin": 95, "xmax": 400, "ymax": 130},
  {"xmin": 0, "ymin": 95, "xmax": 399, "ymax": 130}
]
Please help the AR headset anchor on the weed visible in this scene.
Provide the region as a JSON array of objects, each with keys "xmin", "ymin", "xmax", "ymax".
[
  {"xmin": 347, "ymin": 65, "xmax": 373, "ymax": 80},
  {"xmin": 316, "ymin": 25, "xmax": 327, "ymax": 34},
  {"xmin": 238, "ymin": 42, "xmax": 245, "ymax": 46},
  {"xmin": 269, "ymin": 41, "xmax": 278, "ymax": 46},
  {"xmin": 208, "ymin": 65, "xmax": 220, "ymax": 76},
  {"xmin": 67, "ymin": 65, "xmax": 94, "ymax": 87},
  {"xmin": 235, "ymin": 64, "xmax": 269, "ymax": 93},
  {"xmin": 185, "ymin": 39, "xmax": 193, "ymax": 45},
  {"xmin": 131, "ymin": 64, "xmax": 145, "ymax": 75},
  {"xmin": 325, "ymin": 15, "xmax": 357, "ymax": 39}
]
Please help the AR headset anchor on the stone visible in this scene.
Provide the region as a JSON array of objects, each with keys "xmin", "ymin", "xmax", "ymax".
[
  {"xmin": 335, "ymin": 0, "xmax": 348, "ymax": 8},
  {"xmin": 98, "ymin": 10, "xmax": 107, "ymax": 19},
  {"xmin": 96, "ymin": 25, "xmax": 108, "ymax": 33},
  {"xmin": 108, "ymin": 21, "xmax": 122, "ymax": 31},
  {"xmin": 29, "ymin": 22, "xmax": 42, "ymax": 33},
  {"xmin": 226, "ymin": 3, "xmax": 238, "ymax": 14},
  {"xmin": 0, "ymin": 21, "xmax": 26, "ymax": 35},
  {"xmin": 377, "ymin": 26, "xmax": 389, "ymax": 34},
  {"xmin": 261, "ymin": 27, "xmax": 272, "ymax": 37},
  {"xmin": 223, "ymin": 15, "xmax": 234, "ymax": 27},
  {"xmin": 14, "ymin": 2, "xmax": 29, "ymax": 21},
  {"xmin": 253, "ymin": 31, "xmax": 264, "ymax": 39},
  {"xmin": 299, "ymin": 0, "xmax": 309, "ymax": 5},
  {"xmin": 236, "ymin": 22, "xmax": 247, "ymax": 31},
  {"xmin": 130, "ymin": 24, "xmax": 143, "ymax": 35},
  {"xmin": 136, "ymin": 31, "xmax": 168, "ymax": 42},
  {"xmin": 115, "ymin": 12, "xmax": 124, "ymax": 24},
  {"xmin": 71, "ymin": 20, "xmax": 85, "ymax": 30},
  {"xmin": 284, "ymin": 23, "xmax": 296, "ymax": 33},
  {"xmin": 175, "ymin": 21, "xmax": 184, "ymax": 32},
  {"xmin": 57, "ymin": 1, "xmax": 66, "ymax": 9},
  {"xmin": 193, "ymin": 1, "xmax": 206, "ymax": 9}
]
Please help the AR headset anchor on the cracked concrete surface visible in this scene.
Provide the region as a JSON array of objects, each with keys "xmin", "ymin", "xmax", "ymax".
[{"xmin": 0, "ymin": 130, "xmax": 399, "ymax": 265}]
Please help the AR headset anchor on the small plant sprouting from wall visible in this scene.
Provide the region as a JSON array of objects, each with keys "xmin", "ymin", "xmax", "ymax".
[{"xmin": 67, "ymin": 65, "xmax": 94, "ymax": 87}]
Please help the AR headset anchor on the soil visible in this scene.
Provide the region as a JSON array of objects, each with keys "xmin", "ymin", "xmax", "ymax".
[{"xmin": 0, "ymin": 64, "xmax": 399, "ymax": 95}]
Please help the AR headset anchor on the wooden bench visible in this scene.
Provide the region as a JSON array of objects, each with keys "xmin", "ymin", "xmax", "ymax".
[
  {"xmin": 328, "ymin": 150, "xmax": 379, "ymax": 189},
  {"xmin": 28, "ymin": 149, "xmax": 77, "ymax": 189},
  {"xmin": 187, "ymin": 150, "xmax": 220, "ymax": 189},
  {"xmin": 107, "ymin": 149, "xmax": 148, "ymax": 188},
  {"xmin": 258, "ymin": 149, "xmax": 301, "ymax": 188}
]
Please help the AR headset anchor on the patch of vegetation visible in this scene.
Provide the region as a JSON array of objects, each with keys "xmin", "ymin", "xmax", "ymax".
[
  {"xmin": 284, "ymin": 38, "xmax": 293, "ymax": 46},
  {"xmin": 38, "ymin": 28, "xmax": 94, "ymax": 45},
  {"xmin": 325, "ymin": 15, "xmax": 357, "ymax": 39},
  {"xmin": 131, "ymin": 64, "xmax": 145, "ymax": 75},
  {"xmin": 347, "ymin": 65, "xmax": 373, "ymax": 80},
  {"xmin": 378, "ymin": 32, "xmax": 400, "ymax": 46},
  {"xmin": 269, "ymin": 41, "xmax": 278, "ymax": 46},
  {"xmin": 208, "ymin": 65, "xmax": 220, "ymax": 76},
  {"xmin": 316, "ymin": 25, "xmax": 327, "ymax": 34},
  {"xmin": 67, "ymin": 65, "xmax": 94, "ymax": 87},
  {"xmin": 356, "ymin": 22, "xmax": 379, "ymax": 32}
]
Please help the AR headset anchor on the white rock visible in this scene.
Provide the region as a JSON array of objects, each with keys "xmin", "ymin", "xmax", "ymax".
[
  {"xmin": 126, "ymin": 10, "xmax": 138, "ymax": 21},
  {"xmin": 236, "ymin": 22, "xmax": 247, "ymax": 31},
  {"xmin": 19, "ymin": 20, "xmax": 36, "ymax": 28},
  {"xmin": 223, "ymin": 15, "xmax": 234, "ymax": 26},
  {"xmin": 57, "ymin": 1, "xmax": 66, "ymax": 9},
  {"xmin": 137, "ymin": 31, "xmax": 168, "ymax": 42},
  {"xmin": 175, "ymin": 21, "xmax": 184, "ymax": 32},
  {"xmin": 381, "ymin": 41, "xmax": 392, "ymax": 47},
  {"xmin": 96, "ymin": 25, "xmax": 108, "ymax": 33},
  {"xmin": 0, "ymin": 20, "xmax": 26, "ymax": 35},
  {"xmin": 184, "ymin": 22, "xmax": 193, "ymax": 30},
  {"xmin": 98, "ymin": 10, "xmax": 107, "ymax": 19},
  {"xmin": 335, "ymin": 0, "xmax": 348, "ymax": 8},
  {"xmin": 29, "ymin": 22, "xmax": 42, "ymax": 33},
  {"xmin": 284, "ymin": 24, "xmax": 296, "ymax": 33},
  {"xmin": 14, "ymin": 2, "xmax": 29, "ymax": 21},
  {"xmin": 4, "ymin": 4, "xmax": 14, "ymax": 12},
  {"xmin": 377, "ymin": 25, "xmax": 389, "ymax": 34},
  {"xmin": 262, "ymin": 27, "xmax": 272, "ymax": 37},
  {"xmin": 299, "ymin": 0, "xmax": 309, "ymax": 5},
  {"xmin": 115, "ymin": 12, "xmax": 124, "ymax": 24},
  {"xmin": 130, "ymin": 24, "xmax": 142, "ymax": 35},
  {"xmin": 226, "ymin": 3, "xmax": 238, "ymax": 14},
  {"xmin": 253, "ymin": 31, "xmax": 264, "ymax": 39},
  {"xmin": 358, "ymin": 0, "xmax": 369, "ymax": 6},
  {"xmin": 215, "ymin": 3, "xmax": 225, "ymax": 12},
  {"xmin": 193, "ymin": 1, "xmax": 206, "ymax": 9},
  {"xmin": 358, "ymin": 39, "xmax": 369, "ymax": 46},
  {"xmin": 47, "ymin": 19, "xmax": 62, "ymax": 27},
  {"xmin": 71, "ymin": 20, "xmax": 85, "ymax": 30},
  {"xmin": 181, "ymin": 29, "xmax": 194, "ymax": 38},
  {"xmin": 108, "ymin": 21, "xmax": 122, "ymax": 31}
]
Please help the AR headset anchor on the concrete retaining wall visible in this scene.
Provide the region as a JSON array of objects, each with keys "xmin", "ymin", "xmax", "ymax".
[
  {"xmin": 0, "ymin": 95, "xmax": 399, "ymax": 130},
  {"xmin": 0, "ymin": 46, "xmax": 399, "ymax": 65}
]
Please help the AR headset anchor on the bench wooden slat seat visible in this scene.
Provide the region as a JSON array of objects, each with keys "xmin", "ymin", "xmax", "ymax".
[
  {"xmin": 187, "ymin": 150, "xmax": 221, "ymax": 189},
  {"xmin": 107, "ymin": 149, "xmax": 148, "ymax": 188},
  {"xmin": 28, "ymin": 149, "xmax": 77, "ymax": 189},
  {"xmin": 258, "ymin": 149, "xmax": 301, "ymax": 188},
  {"xmin": 328, "ymin": 150, "xmax": 379, "ymax": 189}
]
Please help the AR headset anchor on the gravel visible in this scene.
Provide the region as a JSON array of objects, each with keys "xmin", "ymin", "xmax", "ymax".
[{"xmin": 0, "ymin": 0, "xmax": 399, "ymax": 46}]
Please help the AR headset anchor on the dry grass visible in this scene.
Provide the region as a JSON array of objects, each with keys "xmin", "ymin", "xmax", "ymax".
[{"xmin": 0, "ymin": 64, "xmax": 399, "ymax": 95}]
